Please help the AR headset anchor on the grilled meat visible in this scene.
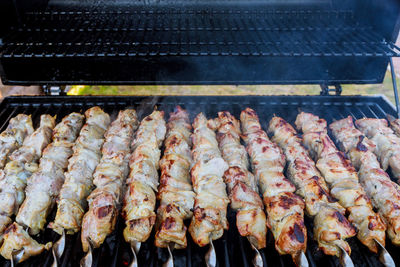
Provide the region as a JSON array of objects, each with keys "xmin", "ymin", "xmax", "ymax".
[
  {"xmin": 388, "ymin": 116, "xmax": 400, "ymax": 137},
  {"xmin": 123, "ymin": 110, "xmax": 166, "ymax": 244},
  {"xmin": 210, "ymin": 111, "xmax": 267, "ymax": 249},
  {"xmin": 81, "ymin": 109, "xmax": 138, "ymax": 252},
  {"xmin": 0, "ymin": 115, "xmax": 55, "ymax": 237},
  {"xmin": 330, "ymin": 116, "xmax": 400, "ymax": 245},
  {"xmin": 0, "ymin": 223, "xmax": 51, "ymax": 262},
  {"xmin": 268, "ymin": 116, "xmax": 356, "ymax": 257},
  {"xmin": 0, "ymin": 114, "xmax": 34, "ymax": 168},
  {"xmin": 297, "ymin": 112, "xmax": 386, "ymax": 253},
  {"xmin": 188, "ymin": 113, "xmax": 229, "ymax": 247},
  {"xmin": 240, "ymin": 108, "xmax": 306, "ymax": 258},
  {"xmin": 49, "ymin": 107, "xmax": 110, "ymax": 235},
  {"xmin": 355, "ymin": 118, "xmax": 400, "ymax": 181},
  {"xmin": 0, "ymin": 112, "xmax": 84, "ymax": 261},
  {"xmin": 155, "ymin": 106, "xmax": 195, "ymax": 249}
]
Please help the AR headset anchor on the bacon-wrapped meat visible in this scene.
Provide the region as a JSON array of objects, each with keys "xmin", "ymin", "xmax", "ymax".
[
  {"xmin": 188, "ymin": 113, "xmax": 229, "ymax": 247},
  {"xmin": 355, "ymin": 118, "xmax": 400, "ymax": 181},
  {"xmin": 81, "ymin": 109, "xmax": 138, "ymax": 252},
  {"xmin": 296, "ymin": 112, "xmax": 386, "ymax": 253},
  {"xmin": 268, "ymin": 115, "xmax": 356, "ymax": 257},
  {"xmin": 0, "ymin": 112, "xmax": 84, "ymax": 261},
  {"xmin": 210, "ymin": 111, "xmax": 267, "ymax": 249},
  {"xmin": 0, "ymin": 115, "xmax": 55, "ymax": 237},
  {"xmin": 123, "ymin": 110, "xmax": 166, "ymax": 244},
  {"xmin": 330, "ymin": 116, "xmax": 400, "ymax": 245},
  {"xmin": 240, "ymin": 108, "xmax": 306, "ymax": 258},
  {"xmin": 0, "ymin": 114, "xmax": 34, "ymax": 168},
  {"xmin": 48, "ymin": 107, "xmax": 110, "ymax": 235},
  {"xmin": 154, "ymin": 106, "xmax": 195, "ymax": 249}
]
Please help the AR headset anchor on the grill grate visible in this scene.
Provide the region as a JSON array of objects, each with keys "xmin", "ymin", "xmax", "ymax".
[
  {"xmin": 0, "ymin": 95, "xmax": 399, "ymax": 267},
  {"xmin": 1, "ymin": 9, "xmax": 399, "ymax": 58}
]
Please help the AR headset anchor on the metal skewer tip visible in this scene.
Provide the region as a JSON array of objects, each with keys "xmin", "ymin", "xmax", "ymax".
[
  {"xmin": 80, "ymin": 238, "xmax": 93, "ymax": 267},
  {"xmin": 51, "ymin": 230, "xmax": 66, "ymax": 267},
  {"xmin": 205, "ymin": 237, "xmax": 216, "ymax": 267},
  {"xmin": 129, "ymin": 240, "xmax": 141, "ymax": 267},
  {"xmin": 375, "ymin": 239, "xmax": 395, "ymax": 267},
  {"xmin": 250, "ymin": 243, "xmax": 263, "ymax": 267},
  {"xmin": 163, "ymin": 242, "xmax": 174, "ymax": 267},
  {"xmin": 293, "ymin": 251, "xmax": 309, "ymax": 267},
  {"xmin": 338, "ymin": 246, "xmax": 354, "ymax": 267},
  {"xmin": 10, "ymin": 248, "xmax": 24, "ymax": 267}
]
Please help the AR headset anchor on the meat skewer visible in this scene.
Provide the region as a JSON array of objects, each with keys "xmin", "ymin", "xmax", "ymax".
[
  {"xmin": 330, "ymin": 116, "xmax": 400, "ymax": 247},
  {"xmin": 386, "ymin": 114, "xmax": 400, "ymax": 137},
  {"xmin": 296, "ymin": 112, "xmax": 390, "ymax": 265},
  {"xmin": 0, "ymin": 114, "xmax": 34, "ymax": 168},
  {"xmin": 49, "ymin": 107, "xmax": 111, "ymax": 235},
  {"xmin": 0, "ymin": 112, "xmax": 85, "ymax": 262},
  {"xmin": 240, "ymin": 108, "xmax": 308, "ymax": 266},
  {"xmin": 354, "ymin": 117, "xmax": 400, "ymax": 182},
  {"xmin": 0, "ymin": 115, "xmax": 55, "ymax": 242},
  {"xmin": 189, "ymin": 112, "xmax": 229, "ymax": 267},
  {"xmin": 210, "ymin": 111, "xmax": 267, "ymax": 266},
  {"xmin": 154, "ymin": 106, "xmax": 195, "ymax": 266},
  {"xmin": 79, "ymin": 109, "xmax": 138, "ymax": 266},
  {"xmin": 267, "ymin": 115, "xmax": 356, "ymax": 263},
  {"xmin": 122, "ymin": 110, "xmax": 166, "ymax": 267}
]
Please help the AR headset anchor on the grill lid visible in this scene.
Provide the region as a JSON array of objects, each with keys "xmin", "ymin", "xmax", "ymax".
[{"xmin": 0, "ymin": 0, "xmax": 399, "ymax": 85}]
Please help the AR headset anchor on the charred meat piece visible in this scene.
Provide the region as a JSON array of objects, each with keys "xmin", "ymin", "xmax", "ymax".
[
  {"xmin": 81, "ymin": 109, "xmax": 138, "ymax": 252},
  {"xmin": 211, "ymin": 111, "xmax": 267, "ymax": 249},
  {"xmin": 155, "ymin": 106, "xmax": 195, "ymax": 249},
  {"xmin": 123, "ymin": 110, "xmax": 166, "ymax": 244},
  {"xmin": 330, "ymin": 116, "xmax": 400, "ymax": 245},
  {"xmin": 188, "ymin": 113, "xmax": 229, "ymax": 247},
  {"xmin": 49, "ymin": 107, "xmax": 110, "ymax": 235},
  {"xmin": 268, "ymin": 116, "xmax": 356, "ymax": 257},
  {"xmin": 0, "ymin": 114, "xmax": 34, "ymax": 168},
  {"xmin": 297, "ymin": 112, "xmax": 386, "ymax": 253},
  {"xmin": 240, "ymin": 108, "xmax": 307, "ymax": 259}
]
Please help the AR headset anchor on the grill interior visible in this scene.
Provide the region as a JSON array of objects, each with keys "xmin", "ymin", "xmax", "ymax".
[{"xmin": 0, "ymin": 95, "xmax": 399, "ymax": 267}]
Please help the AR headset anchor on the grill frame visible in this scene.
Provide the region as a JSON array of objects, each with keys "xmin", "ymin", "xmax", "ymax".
[
  {"xmin": 0, "ymin": 0, "xmax": 399, "ymax": 85},
  {"xmin": 0, "ymin": 94, "xmax": 399, "ymax": 267}
]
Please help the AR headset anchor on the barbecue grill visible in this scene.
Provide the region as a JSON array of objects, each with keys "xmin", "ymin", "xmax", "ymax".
[{"xmin": 0, "ymin": 0, "xmax": 400, "ymax": 267}]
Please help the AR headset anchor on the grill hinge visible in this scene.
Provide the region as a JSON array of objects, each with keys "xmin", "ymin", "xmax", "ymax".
[
  {"xmin": 42, "ymin": 85, "xmax": 66, "ymax": 96},
  {"xmin": 320, "ymin": 84, "xmax": 342, "ymax": 96}
]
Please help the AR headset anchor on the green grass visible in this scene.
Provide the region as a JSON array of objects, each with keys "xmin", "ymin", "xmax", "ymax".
[{"xmin": 68, "ymin": 70, "xmax": 400, "ymax": 105}]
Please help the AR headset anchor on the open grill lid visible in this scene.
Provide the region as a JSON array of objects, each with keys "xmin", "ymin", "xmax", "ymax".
[{"xmin": 0, "ymin": 0, "xmax": 399, "ymax": 85}]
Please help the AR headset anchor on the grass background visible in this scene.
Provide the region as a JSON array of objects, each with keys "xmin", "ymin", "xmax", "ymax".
[{"xmin": 68, "ymin": 70, "xmax": 400, "ymax": 105}]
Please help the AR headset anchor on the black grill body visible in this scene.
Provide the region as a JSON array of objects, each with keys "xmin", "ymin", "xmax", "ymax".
[
  {"xmin": 0, "ymin": 95, "xmax": 399, "ymax": 267},
  {"xmin": 0, "ymin": 0, "xmax": 399, "ymax": 85}
]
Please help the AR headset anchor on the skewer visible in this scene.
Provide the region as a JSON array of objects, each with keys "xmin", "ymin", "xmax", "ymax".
[
  {"xmin": 205, "ymin": 237, "xmax": 216, "ymax": 267},
  {"xmin": 51, "ymin": 230, "xmax": 65, "ymax": 267},
  {"xmin": 10, "ymin": 248, "xmax": 24, "ymax": 267},
  {"xmin": 250, "ymin": 243, "xmax": 263, "ymax": 267},
  {"xmin": 80, "ymin": 238, "xmax": 93, "ymax": 267},
  {"xmin": 129, "ymin": 240, "xmax": 141, "ymax": 267},
  {"xmin": 293, "ymin": 251, "xmax": 309, "ymax": 267},
  {"xmin": 163, "ymin": 243, "xmax": 174, "ymax": 267},
  {"xmin": 338, "ymin": 246, "xmax": 354, "ymax": 267},
  {"xmin": 375, "ymin": 239, "xmax": 396, "ymax": 267}
]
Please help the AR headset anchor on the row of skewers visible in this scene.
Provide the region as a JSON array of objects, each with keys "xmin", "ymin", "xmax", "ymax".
[{"xmin": 1, "ymin": 106, "xmax": 400, "ymax": 267}]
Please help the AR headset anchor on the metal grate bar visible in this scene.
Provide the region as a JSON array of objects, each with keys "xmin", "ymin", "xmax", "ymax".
[{"xmin": 1, "ymin": 9, "xmax": 399, "ymax": 58}]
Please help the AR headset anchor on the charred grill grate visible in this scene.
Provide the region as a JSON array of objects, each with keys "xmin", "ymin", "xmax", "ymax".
[{"xmin": 0, "ymin": 95, "xmax": 399, "ymax": 267}]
